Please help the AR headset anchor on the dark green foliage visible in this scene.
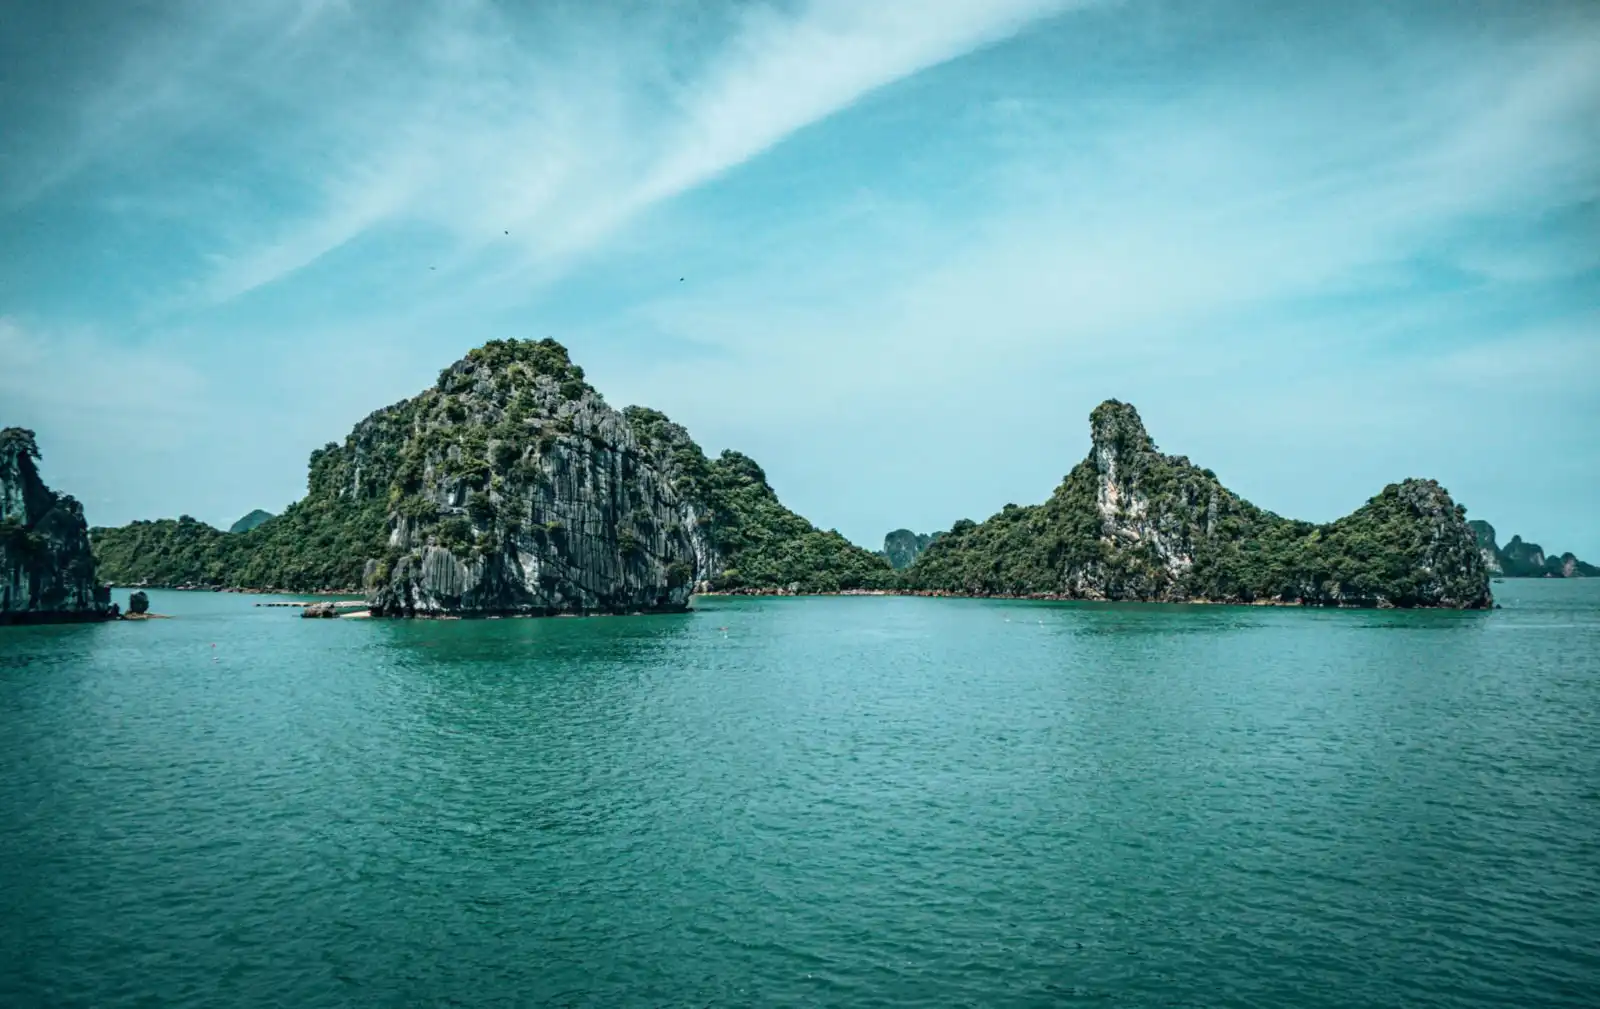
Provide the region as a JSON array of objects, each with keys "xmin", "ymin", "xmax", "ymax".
[
  {"xmin": 0, "ymin": 427, "xmax": 40, "ymax": 462},
  {"xmin": 466, "ymin": 492, "xmax": 497, "ymax": 524},
  {"xmin": 904, "ymin": 401, "xmax": 1490, "ymax": 608},
  {"xmin": 624, "ymin": 408, "xmax": 892, "ymax": 593},
  {"xmin": 694, "ymin": 450, "xmax": 893, "ymax": 593},
  {"xmin": 93, "ymin": 490, "xmax": 392, "ymax": 592},
  {"xmin": 397, "ymin": 494, "xmax": 439, "ymax": 521},
  {"xmin": 905, "ymin": 458, "xmax": 1115, "ymax": 596},
  {"xmin": 490, "ymin": 439, "xmax": 522, "ymax": 469},
  {"xmin": 665, "ymin": 560, "xmax": 693, "ymax": 588},
  {"xmin": 463, "ymin": 338, "xmax": 589, "ymax": 388},
  {"xmin": 436, "ymin": 516, "xmax": 473, "ymax": 553}
]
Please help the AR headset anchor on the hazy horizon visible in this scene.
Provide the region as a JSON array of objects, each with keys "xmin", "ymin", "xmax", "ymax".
[{"xmin": 3, "ymin": 0, "xmax": 1596, "ymax": 556}]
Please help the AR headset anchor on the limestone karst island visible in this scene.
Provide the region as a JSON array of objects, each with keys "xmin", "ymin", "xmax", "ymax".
[{"xmin": 15, "ymin": 337, "xmax": 1592, "ymax": 623}]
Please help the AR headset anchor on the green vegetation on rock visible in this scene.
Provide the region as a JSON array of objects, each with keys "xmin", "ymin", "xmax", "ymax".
[
  {"xmin": 92, "ymin": 339, "xmax": 889, "ymax": 600},
  {"xmin": 903, "ymin": 401, "xmax": 1491, "ymax": 609},
  {"xmin": 2, "ymin": 427, "xmax": 111, "ymax": 621},
  {"xmin": 84, "ymin": 355, "xmax": 1493, "ymax": 610},
  {"xmin": 695, "ymin": 451, "xmax": 893, "ymax": 593}
]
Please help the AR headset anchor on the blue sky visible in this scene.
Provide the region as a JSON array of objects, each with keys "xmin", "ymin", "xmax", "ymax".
[{"xmin": 2, "ymin": 0, "xmax": 1597, "ymax": 557}]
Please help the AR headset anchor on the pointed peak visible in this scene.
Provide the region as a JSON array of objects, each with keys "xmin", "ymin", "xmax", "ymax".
[
  {"xmin": 1, "ymin": 427, "xmax": 40, "ymax": 463},
  {"xmin": 1088, "ymin": 400, "xmax": 1155, "ymax": 456}
]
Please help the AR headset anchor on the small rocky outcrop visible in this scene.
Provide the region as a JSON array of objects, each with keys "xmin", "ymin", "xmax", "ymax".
[
  {"xmin": 127, "ymin": 590, "xmax": 149, "ymax": 615},
  {"xmin": 903, "ymin": 400, "xmax": 1492, "ymax": 609},
  {"xmin": 1, "ymin": 428, "xmax": 111, "ymax": 624}
]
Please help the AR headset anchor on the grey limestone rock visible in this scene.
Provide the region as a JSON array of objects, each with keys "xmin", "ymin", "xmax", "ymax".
[
  {"xmin": 1, "ymin": 428, "xmax": 111, "ymax": 624},
  {"xmin": 368, "ymin": 340, "xmax": 715, "ymax": 617}
]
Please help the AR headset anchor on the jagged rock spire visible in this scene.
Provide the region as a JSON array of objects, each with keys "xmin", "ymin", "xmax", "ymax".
[{"xmin": 1089, "ymin": 400, "xmax": 1155, "ymax": 456}]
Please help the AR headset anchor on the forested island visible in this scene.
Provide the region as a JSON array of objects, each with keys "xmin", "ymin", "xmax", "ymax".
[
  {"xmin": 81, "ymin": 338, "xmax": 1497, "ymax": 615},
  {"xmin": 900, "ymin": 401, "xmax": 1490, "ymax": 608},
  {"xmin": 1469, "ymin": 521, "xmax": 1596, "ymax": 579}
]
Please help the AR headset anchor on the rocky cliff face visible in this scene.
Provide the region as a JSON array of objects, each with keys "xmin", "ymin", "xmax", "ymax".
[
  {"xmin": 368, "ymin": 340, "xmax": 716, "ymax": 616},
  {"xmin": 880, "ymin": 529, "xmax": 939, "ymax": 570},
  {"xmin": 1, "ymin": 428, "xmax": 110, "ymax": 623},
  {"xmin": 1469, "ymin": 520, "xmax": 1505, "ymax": 575},
  {"xmin": 904, "ymin": 401, "xmax": 1492, "ymax": 609}
]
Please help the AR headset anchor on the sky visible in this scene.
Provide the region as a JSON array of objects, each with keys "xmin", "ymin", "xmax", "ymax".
[{"xmin": 1, "ymin": 0, "xmax": 1597, "ymax": 557}]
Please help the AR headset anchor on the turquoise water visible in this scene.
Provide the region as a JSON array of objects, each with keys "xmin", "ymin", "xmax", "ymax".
[{"xmin": 2, "ymin": 583, "xmax": 1598, "ymax": 1008}]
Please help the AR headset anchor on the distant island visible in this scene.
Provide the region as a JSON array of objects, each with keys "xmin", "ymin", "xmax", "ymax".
[
  {"xmin": 1469, "ymin": 521, "xmax": 1596, "ymax": 578},
  {"xmin": 82, "ymin": 338, "xmax": 1494, "ymax": 615},
  {"xmin": 229, "ymin": 509, "xmax": 276, "ymax": 534},
  {"xmin": 879, "ymin": 529, "xmax": 941, "ymax": 570}
]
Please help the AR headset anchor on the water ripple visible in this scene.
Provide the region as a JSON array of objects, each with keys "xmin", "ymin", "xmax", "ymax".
[{"xmin": 2, "ymin": 583, "xmax": 1598, "ymax": 1007}]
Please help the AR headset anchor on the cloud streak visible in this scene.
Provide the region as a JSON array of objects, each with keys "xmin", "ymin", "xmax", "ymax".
[
  {"xmin": 3, "ymin": 0, "xmax": 1596, "ymax": 555},
  {"xmin": 21, "ymin": 0, "xmax": 1083, "ymax": 307}
]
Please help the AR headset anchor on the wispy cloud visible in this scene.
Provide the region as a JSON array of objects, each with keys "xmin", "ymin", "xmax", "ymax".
[
  {"xmin": 3, "ymin": 0, "xmax": 1596, "ymax": 553},
  {"xmin": 606, "ymin": 14, "xmax": 1600, "ymax": 414},
  {"xmin": 19, "ymin": 0, "xmax": 1083, "ymax": 307}
]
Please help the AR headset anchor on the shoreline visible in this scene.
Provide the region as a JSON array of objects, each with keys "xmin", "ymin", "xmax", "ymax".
[
  {"xmin": 97, "ymin": 586, "xmax": 1501, "ymax": 616},
  {"xmin": 108, "ymin": 585, "xmax": 361, "ymax": 596},
  {"xmin": 696, "ymin": 587, "xmax": 1496, "ymax": 611}
]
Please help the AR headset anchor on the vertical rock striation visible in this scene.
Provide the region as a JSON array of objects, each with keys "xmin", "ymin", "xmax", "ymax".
[
  {"xmin": 368, "ymin": 341, "xmax": 715, "ymax": 616},
  {"xmin": 1, "ymin": 428, "xmax": 111, "ymax": 624}
]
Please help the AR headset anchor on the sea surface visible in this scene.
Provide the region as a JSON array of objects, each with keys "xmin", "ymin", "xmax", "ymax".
[{"xmin": 2, "ymin": 582, "xmax": 1598, "ymax": 1008}]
